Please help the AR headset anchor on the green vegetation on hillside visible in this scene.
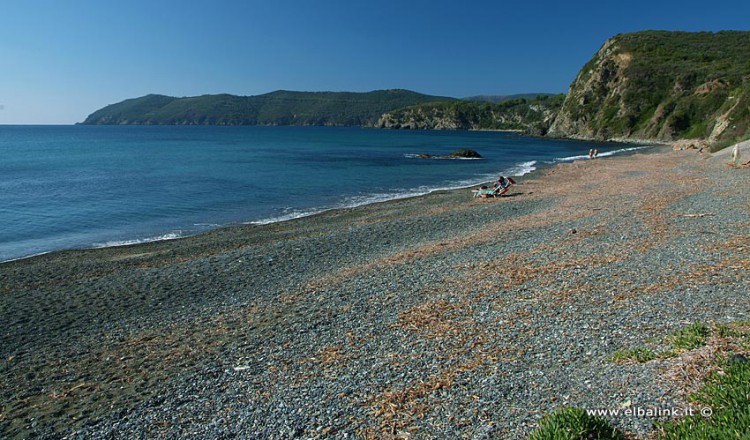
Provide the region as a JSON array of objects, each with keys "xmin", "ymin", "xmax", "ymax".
[
  {"xmin": 378, "ymin": 94, "xmax": 565, "ymax": 133},
  {"xmin": 81, "ymin": 90, "xmax": 455, "ymax": 126},
  {"xmin": 463, "ymin": 93, "xmax": 556, "ymax": 103},
  {"xmin": 552, "ymin": 30, "xmax": 750, "ymax": 147},
  {"xmin": 82, "ymin": 31, "xmax": 750, "ymax": 146}
]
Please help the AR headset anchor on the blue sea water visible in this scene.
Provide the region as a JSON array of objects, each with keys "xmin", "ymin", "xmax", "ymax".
[{"xmin": 0, "ymin": 125, "xmax": 648, "ymax": 262}]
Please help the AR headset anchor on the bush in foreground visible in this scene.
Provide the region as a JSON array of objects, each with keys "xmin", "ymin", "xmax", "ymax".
[
  {"xmin": 527, "ymin": 407, "xmax": 623, "ymax": 440},
  {"xmin": 657, "ymin": 354, "xmax": 750, "ymax": 438},
  {"xmin": 670, "ymin": 322, "xmax": 710, "ymax": 351}
]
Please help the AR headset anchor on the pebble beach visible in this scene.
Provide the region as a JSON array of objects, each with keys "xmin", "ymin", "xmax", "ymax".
[{"xmin": 1, "ymin": 147, "xmax": 748, "ymax": 439}]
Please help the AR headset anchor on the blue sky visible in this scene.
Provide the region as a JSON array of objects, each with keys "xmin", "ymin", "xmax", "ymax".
[{"xmin": 2, "ymin": 0, "xmax": 749, "ymax": 124}]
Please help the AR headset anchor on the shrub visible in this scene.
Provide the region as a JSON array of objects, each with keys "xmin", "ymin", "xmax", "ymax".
[
  {"xmin": 528, "ymin": 407, "xmax": 623, "ymax": 440},
  {"xmin": 658, "ymin": 359, "xmax": 750, "ymax": 439},
  {"xmin": 671, "ymin": 322, "xmax": 709, "ymax": 351}
]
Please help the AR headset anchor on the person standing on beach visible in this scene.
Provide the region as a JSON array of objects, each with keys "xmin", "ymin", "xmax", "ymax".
[
  {"xmin": 589, "ymin": 149, "xmax": 594, "ymax": 159},
  {"xmin": 593, "ymin": 148, "xmax": 599, "ymax": 158},
  {"xmin": 732, "ymin": 144, "xmax": 741, "ymax": 166}
]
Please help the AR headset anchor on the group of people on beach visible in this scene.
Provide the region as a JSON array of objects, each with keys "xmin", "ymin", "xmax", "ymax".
[
  {"xmin": 474, "ymin": 146, "xmax": 607, "ymax": 199},
  {"xmin": 473, "ymin": 175, "xmax": 515, "ymax": 198}
]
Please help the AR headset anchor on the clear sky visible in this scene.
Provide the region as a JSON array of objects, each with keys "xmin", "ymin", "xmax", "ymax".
[{"xmin": 2, "ymin": 0, "xmax": 749, "ymax": 124}]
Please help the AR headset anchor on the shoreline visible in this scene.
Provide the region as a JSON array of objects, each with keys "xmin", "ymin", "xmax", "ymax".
[
  {"xmin": 2, "ymin": 146, "xmax": 746, "ymax": 439},
  {"xmin": 0, "ymin": 143, "xmax": 660, "ymax": 266}
]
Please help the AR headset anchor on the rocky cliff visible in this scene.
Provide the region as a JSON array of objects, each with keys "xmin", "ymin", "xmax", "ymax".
[
  {"xmin": 377, "ymin": 96, "xmax": 564, "ymax": 134},
  {"xmin": 548, "ymin": 31, "xmax": 750, "ymax": 147}
]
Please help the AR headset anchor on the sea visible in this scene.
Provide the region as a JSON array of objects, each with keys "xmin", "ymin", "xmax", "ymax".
[{"xmin": 0, "ymin": 125, "xmax": 650, "ymax": 262}]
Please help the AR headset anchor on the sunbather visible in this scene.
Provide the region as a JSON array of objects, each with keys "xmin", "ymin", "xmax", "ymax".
[
  {"xmin": 472, "ymin": 176, "xmax": 516, "ymax": 198},
  {"xmin": 494, "ymin": 175, "xmax": 514, "ymax": 196}
]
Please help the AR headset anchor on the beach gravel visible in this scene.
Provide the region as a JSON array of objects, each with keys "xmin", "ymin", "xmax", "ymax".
[{"xmin": 1, "ymin": 148, "xmax": 748, "ymax": 439}]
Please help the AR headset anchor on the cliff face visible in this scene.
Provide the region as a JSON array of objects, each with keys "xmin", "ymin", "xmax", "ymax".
[
  {"xmin": 548, "ymin": 31, "xmax": 750, "ymax": 146},
  {"xmin": 378, "ymin": 106, "xmax": 471, "ymax": 130},
  {"xmin": 377, "ymin": 96, "xmax": 564, "ymax": 133}
]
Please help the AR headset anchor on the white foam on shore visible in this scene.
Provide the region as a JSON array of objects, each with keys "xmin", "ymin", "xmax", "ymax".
[
  {"xmin": 248, "ymin": 209, "xmax": 329, "ymax": 225},
  {"xmin": 553, "ymin": 146, "xmax": 651, "ymax": 162},
  {"xmin": 92, "ymin": 232, "xmax": 183, "ymax": 249},
  {"xmin": 1, "ymin": 251, "xmax": 52, "ymax": 264},
  {"xmin": 503, "ymin": 160, "xmax": 537, "ymax": 176},
  {"xmin": 403, "ymin": 153, "xmax": 483, "ymax": 160},
  {"xmin": 248, "ymin": 159, "xmax": 542, "ymax": 225}
]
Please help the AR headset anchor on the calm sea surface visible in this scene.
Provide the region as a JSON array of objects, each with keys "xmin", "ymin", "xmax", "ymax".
[{"xmin": 0, "ymin": 125, "xmax": 646, "ymax": 262}]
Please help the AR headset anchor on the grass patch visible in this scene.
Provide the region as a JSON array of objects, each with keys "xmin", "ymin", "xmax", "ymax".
[
  {"xmin": 611, "ymin": 322, "xmax": 710, "ymax": 363},
  {"xmin": 716, "ymin": 321, "xmax": 750, "ymax": 341},
  {"xmin": 716, "ymin": 323, "xmax": 745, "ymax": 339},
  {"xmin": 671, "ymin": 322, "xmax": 710, "ymax": 351},
  {"xmin": 531, "ymin": 322, "xmax": 750, "ymax": 438},
  {"xmin": 528, "ymin": 407, "xmax": 624, "ymax": 440},
  {"xmin": 659, "ymin": 349, "xmax": 678, "ymax": 359},
  {"xmin": 612, "ymin": 347, "xmax": 657, "ymax": 363},
  {"xmin": 657, "ymin": 357, "xmax": 750, "ymax": 439}
]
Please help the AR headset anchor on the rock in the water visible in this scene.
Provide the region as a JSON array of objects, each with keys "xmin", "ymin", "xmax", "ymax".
[
  {"xmin": 449, "ymin": 149, "xmax": 482, "ymax": 158},
  {"xmin": 414, "ymin": 149, "xmax": 482, "ymax": 159}
]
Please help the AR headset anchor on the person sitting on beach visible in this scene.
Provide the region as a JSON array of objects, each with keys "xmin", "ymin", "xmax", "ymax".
[
  {"xmin": 494, "ymin": 175, "xmax": 514, "ymax": 196},
  {"xmin": 472, "ymin": 176, "xmax": 515, "ymax": 198},
  {"xmin": 472, "ymin": 185, "xmax": 494, "ymax": 198}
]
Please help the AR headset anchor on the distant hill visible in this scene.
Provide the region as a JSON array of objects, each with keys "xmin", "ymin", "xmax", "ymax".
[
  {"xmin": 463, "ymin": 93, "xmax": 555, "ymax": 103},
  {"xmin": 82, "ymin": 31, "xmax": 750, "ymax": 148},
  {"xmin": 548, "ymin": 30, "xmax": 750, "ymax": 148},
  {"xmin": 378, "ymin": 95, "xmax": 565, "ymax": 133},
  {"xmin": 81, "ymin": 90, "xmax": 456, "ymax": 126}
]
